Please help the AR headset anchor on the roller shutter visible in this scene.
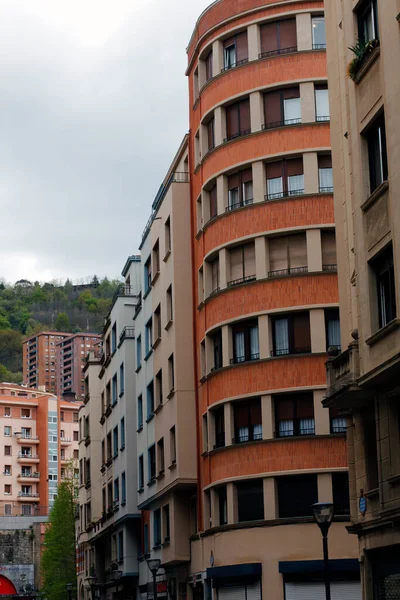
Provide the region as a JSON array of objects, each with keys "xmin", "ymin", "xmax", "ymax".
[
  {"xmin": 285, "ymin": 581, "xmax": 361, "ymax": 600},
  {"xmin": 217, "ymin": 580, "xmax": 262, "ymax": 600}
]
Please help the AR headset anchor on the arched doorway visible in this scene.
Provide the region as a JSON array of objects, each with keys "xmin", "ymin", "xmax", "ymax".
[{"xmin": 0, "ymin": 575, "xmax": 17, "ymax": 595}]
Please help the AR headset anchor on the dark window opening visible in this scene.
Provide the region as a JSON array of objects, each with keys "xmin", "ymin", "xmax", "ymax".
[
  {"xmin": 332, "ymin": 472, "xmax": 350, "ymax": 515},
  {"xmin": 266, "ymin": 158, "xmax": 304, "ymax": 200},
  {"xmin": 234, "ymin": 399, "xmax": 262, "ymax": 444},
  {"xmin": 231, "ymin": 320, "xmax": 259, "ymax": 364},
  {"xmin": 272, "ymin": 311, "xmax": 311, "ymax": 356},
  {"xmin": 371, "ymin": 245, "xmax": 397, "ymax": 330},
  {"xmin": 218, "ymin": 486, "xmax": 228, "ymax": 525},
  {"xmin": 214, "ymin": 406, "xmax": 225, "ymax": 449},
  {"xmin": 237, "ymin": 479, "xmax": 264, "ymax": 522},
  {"xmin": 366, "ymin": 114, "xmax": 388, "ymax": 194},
  {"xmin": 274, "ymin": 393, "xmax": 315, "ymax": 437},
  {"xmin": 278, "ymin": 474, "xmax": 318, "ymax": 518}
]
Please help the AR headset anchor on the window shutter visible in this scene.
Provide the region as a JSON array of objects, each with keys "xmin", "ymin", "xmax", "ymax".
[
  {"xmin": 246, "ymin": 581, "xmax": 262, "ymax": 600},
  {"xmin": 293, "ymin": 312, "xmax": 311, "ymax": 351},
  {"xmin": 234, "ymin": 404, "xmax": 249, "ymax": 428},
  {"xmin": 286, "ymin": 157, "xmax": 304, "ymax": 176},
  {"xmin": 296, "ymin": 394, "xmax": 314, "ymax": 419},
  {"xmin": 266, "ymin": 161, "xmax": 284, "ymax": 179},
  {"xmin": 260, "ymin": 22, "xmax": 278, "ymax": 54},
  {"xmin": 250, "ymin": 401, "xmax": 262, "ymax": 426},
  {"xmin": 239, "ymin": 99, "xmax": 251, "ymax": 134},
  {"xmin": 241, "ymin": 168, "xmax": 253, "ymax": 184},
  {"xmin": 321, "ymin": 231, "xmax": 337, "ymax": 266},
  {"xmin": 209, "ymin": 185, "xmax": 217, "ymax": 218},
  {"xmin": 207, "ymin": 119, "xmax": 215, "ymax": 150},
  {"xmin": 264, "ymin": 90, "xmax": 282, "ymax": 125},
  {"xmin": 228, "ymin": 172, "xmax": 240, "ymax": 190},
  {"xmin": 283, "ymin": 87, "xmax": 300, "ymax": 100},
  {"xmin": 236, "ymin": 31, "xmax": 248, "ymax": 62},
  {"xmin": 318, "ymin": 155, "xmax": 332, "ymax": 169},
  {"xmin": 288, "ymin": 234, "xmax": 307, "ymax": 269},
  {"xmin": 285, "ymin": 582, "xmax": 326, "ymax": 600},
  {"xmin": 269, "ymin": 237, "xmax": 288, "ymax": 271},
  {"xmin": 230, "ymin": 246, "xmax": 244, "ymax": 281},
  {"xmin": 206, "ymin": 51, "xmax": 213, "ymax": 81},
  {"xmin": 244, "ymin": 243, "xmax": 256, "ymax": 277},
  {"xmin": 276, "ymin": 398, "xmax": 295, "ymax": 420},
  {"xmin": 226, "ymin": 104, "xmax": 240, "ymax": 139},
  {"xmin": 223, "ymin": 36, "xmax": 235, "ymax": 49},
  {"xmin": 279, "ymin": 19, "xmax": 297, "ymax": 49},
  {"xmin": 218, "ymin": 585, "xmax": 246, "ymax": 600}
]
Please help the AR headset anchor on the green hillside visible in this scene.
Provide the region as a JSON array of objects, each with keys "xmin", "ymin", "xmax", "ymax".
[{"xmin": 0, "ymin": 276, "xmax": 120, "ymax": 383}]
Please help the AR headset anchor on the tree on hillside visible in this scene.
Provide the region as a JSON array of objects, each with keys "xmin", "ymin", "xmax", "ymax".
[
  {"xmin": 55, "ymin": 312, "xmax": 70, "ymax": 332},
  {"xmin": 41, "ymin": 482, "xmax": 77, "ymax": 600}
]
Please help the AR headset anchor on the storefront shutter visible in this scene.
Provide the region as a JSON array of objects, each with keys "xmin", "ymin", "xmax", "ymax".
[
  {"xmin": 218, "ymin": 585, "xmax": 246, "ymax": 600},
  {"xmin": 331, "ymin": 581, "xmax": 362, "ymax": 600}
]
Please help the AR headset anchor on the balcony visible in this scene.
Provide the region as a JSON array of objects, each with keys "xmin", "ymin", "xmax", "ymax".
[
  {"xmin": 16, "ymin": 435, "xmax": 39, "ymax": 444},
  {"xmin": 17, "ymin": 473, "xmax": 40, "ymax": 483},
  {"xmin": 119, "ymin": 327, "xmax": 135, "ymax": 345},
  {"xmin": 325, "ymin": 340, "xmax": 363, "ymax": 408},
  {"xmin": 17, "ymin": 454, "xmax": 39, "ymax": 463},
  {"xmin": 60, "ymin": 437, "xmax": 72, "ymax": 445},
  {"xmin": 18, "ymin": 492, "xmax": 40, "ymax": 502}
]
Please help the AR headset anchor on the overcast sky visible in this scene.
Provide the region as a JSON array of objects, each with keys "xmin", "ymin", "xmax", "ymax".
[{"xmin": 0, "ymin": 0, "xmax": 211, "ymax": 283}]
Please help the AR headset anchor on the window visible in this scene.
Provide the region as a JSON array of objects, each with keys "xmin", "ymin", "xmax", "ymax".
[
  {"xmin": 207, "ymin": 117, "xmax": 215, "ymax": 152},
  {"xmin": 227, "ymin": 168, "xmax": 253, "ymax": 211},
  {"xmin": 170, "ymin": 426, "xmax": 176, "ymax": 464},
  {"xmin": 272, "ymin": 312, "xmax": 311, "ymax": 356},
  {"xmin": 73, "ymin": 431, "xmax": 79, "ymax": 441},
  {"xmin": 136, "ymin": 335, "xmax": 142, "ymax": 369},
  {"xmin": 237, "ymin": 479, "xmax": 264, "ymax": 522},
  {"xmin": 366, "ymin": 114, "xmax": 388, "ymax": 194},
  {"xmin": 266, "ymin": 158, "xmax": 304, "ymax": 199},
  {"xmin": 107, "ymin": 432, "xmax": 112, "ymax": 461},
  {"xmin": 226, "ymin": 98, "xmax": 251, "ymax": 141},
  {"xmin": 209, "ymin": 184, "xmax": 217, "ymax": 219},
  {"xmin": 4, "ymin": 484, "xmax": 11, "ymax": 495},
  {"xmin": 74, "ymin": 449, "xmax": 79, "ymax": 459},
  {"xmin": 155, "ymin": 370, "xmax": 163, "ymax": 407},
  {"xmin": 112, "ymin": 374, "xmax": 118, "ymax": 406},
  {"xmin": 168, "ymin": 354, "xmax": 175, "ymax": 392},
  {"xmin": 357, "ymin": 0, "xmax": 379, "ymax": 42},
  {"xmin": 232, "ymin": 320, "xmax": 259, "ymax": 364},
  {"xmin": 223, "ymin": 31, "xmax": 248, "ymax": 70},
  {"xmin": 85, "ymin": 459, "xmax": 91, "ymax": 486},
  {"xmin": 101, "ymin": 440, "xmax": 105, "ymax": 465},
  {"xmin": 228, "ymin": 242, "xmax": 256, "ymax": 286},
  {"xmin": 212, "ymin": 329, "xmax": 223, "ymax": 371},
  {"xmin": 154, "ymin": 304, "xmax": 161, "ymax": 341},
  {"xmin": 278, "ymin": 474, "xmax": 318, "ymax": 517},
  {"xmin": 321, "ymin": 230, "xmax": 337, "ymax": 270},
  {"xmin": 166, "ymin": 285, "xmax": 173, "ymax": 322},
  {"xmin": 120, "ymin": 418, "xmax": 125, "ymax": 449},
  {"xmin": 318, "ymin": 155, "xmax": 333, "ymax": 191},
  {"xmin": 163, "ymin": 504, "xmax": 170, "ymax": 541},
  {"xmin": 153, "ymin": 509, "xmax": 161, "ymax": 547},
  {"xmin": 21, "ymin": 409, "xmax": 31, "ymax": 419},
  {"xmin": 4, "ymin": 446, "xmax": 11, "ymax": 456},
  {"xmin": 144, "ymin": 256, "xmax": 152, "ymax": 293},
  {"xmin": 315, "ymin": 87, "xmax": 330, "ymax": 122},
  {"xmin": 260, "ymin": 19, "xmax": 297, "ymax": 57},
  {"xmin": 60, "ymin": 411, "xmax": 64, "ymax": 421},
  {"xmin": 214, "ymin": 406, "xmax": 225, "ymax": 449},
  {"xmin": 113, "ymin": 427, "xmax": 119, "ymax": 458},
  {"xmin": 114, "ymin": 478, "xmax": 119, "ymax": 503},
  {"xmin": 121, "ymin": 472, "xmax": 126, "ymax": 504},
  {"xmin": 138, "ymin": 456, "xmax": 144, "ymax": 490},
  {"xmin": 325, "ymin": 309, "xmax": 341, "ymax": 351},
  {"xmin": 4, "ymin": 407, "xmax": 10, "ymax": 417},
  {"xmin": 205, "ymin": 49, "xmax": 213, "ymax": 81},
  {"xmin": 263, "ymin": 87, "xmax": 300, "ymax": 129},
  {"xmin": 312, "ymin": 16, "xmax": 326, "ymax": 49},
  {"xmin": 165, "ymin": 217, "xmax": 171, "ymax": 254},
  {"xmin": 275, "ymin": 393, "xmax": 315, "ymax": 437},
  {"xmin": 118, "ymin": 531, "xmax": 124, "ymax": 562},
  {"xmin": 145, "ymin": 319, "xmax": 153, "ymax": 355},
  {"xmin": 119, "ymin": 363, "xmax": 124, "ymax": 394},
  {"xmin": 210, "ymin": 256, "xmax": 219, "ymax": 294},
  {"xmin": 372, "ymin": 246, "xmax": 397, "ymax": 329},
  {"xmin": 268, "ymin": 233, "xmax": 307, "ymax": 277},
  {"xmin": 4, "ymin": 426, "xmax": 11, "ymax": 437},
  {"xmin": 111, "ymin": 323, "xmax": 117, "ymax": 353},
  {"xmin": 148, "ymin": 445, "xmax": 156, "ymax": 482},
  {"xmin": 138, "ymin": 395, "xmax": 143, "ymax": 429},
  {"xmin": 152, "ymin": 240, "xmax": 160, "ymax": 277},
  {"xmin": 147, "ymin": 382, "xmax": 154, "ymax": 418},
  {"xmin": 4, "ymin": 465, "xmax": 11, "ymax": 475},
  {"xmin": 5, "ymin": 504, "xmax": 11, "ymax": 515},
  {"xmin": 234, "ymin": 399, "xmax": 262, "ymax": 443},
  {"xmin": 332, "ymin": 472, "xmax": 350, "ymax": 515},
  {"xmin": 157, "ymin": 438, "xmax": 165, "ymax": 474}
]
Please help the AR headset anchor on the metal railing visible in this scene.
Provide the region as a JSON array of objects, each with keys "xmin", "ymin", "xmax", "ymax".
[
  {"xmin": 316, "ymin": 115, "xmax": 330, "ymax": 122},
  {"xmin": 227, "ymin": 274, "xmax": 256, "ymax": 287},
  {"xmin": 225, "ymin": 198, "xmax": 254, "ymax": 212},
  {"xmin": 271, "ymin": 347, "xmax": 311, "ymax": 357},
  {"xmin": 17, "ymin": 453, "xmax": 39, "ymax": 459},
  {"xmin": 18, "ymin": 492, "xmax": 39, "ymax": 498},
  {"xmin": 221, "ymin": 58, "xmax": 249, "ymax": 72},
  {"xmin": 230, "ymin": 353, "xmax": 260, "ymax": 365},
  {"xmin": 265, "ymin": 189, "xmax": 304, "ymax": 201},
  {"xmin": 262, "ymin": 118, "xmax": 301, "ymax": 130},
  {"xmin": 259, "ymin": 46, "xmax": 297, "ymax": 59},
  {"xmin": 319, "ymin": 186, "xmax": 334, "ymax": 193},
  {"xmin": 119, "ymin": 327, "xmax": 135, "ymax": 343},
  {"xmin": 224, "ymin": 128, "xmax": 251, "ymax": 143},
  {"xmin": 214, "ymin": 432, "xmax": 226, "ymax": 449},
  {"xmin": 268, "ymin": 266, "xmax": 308, "ymax": 278},
  {"xmin": 312, "ymin": 43, "xmax": 326, "ymax": 50},
  {"xmin": 322, "ymin": 264, "xmax": 337, "ymax": 272},
  {"xmin": 19, "ymin": 472, "xmax": 40, "ymax": 478}
]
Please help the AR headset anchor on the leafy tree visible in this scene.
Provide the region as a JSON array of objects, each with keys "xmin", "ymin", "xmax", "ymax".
[
  {"xmin": 0, "ymin": 315, "xmax": 11, "ymax": 330},
  {"xmin": 41, "ymin": 482, "xmax": 77, "ymax": 600},
  {"xmin": 55, "ymin": 312, "xmax": 70, "ymax": 332}
]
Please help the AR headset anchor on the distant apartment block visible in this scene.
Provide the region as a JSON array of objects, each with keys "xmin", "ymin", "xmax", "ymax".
[{"xmin": 56, "ymin": 334, "xmax": 101, "ymax": 399}]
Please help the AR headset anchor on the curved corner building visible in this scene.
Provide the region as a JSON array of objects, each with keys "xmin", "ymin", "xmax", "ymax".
[{"xmin": 187, "ymin": 1, "xmax": 360, "ymax": 598}]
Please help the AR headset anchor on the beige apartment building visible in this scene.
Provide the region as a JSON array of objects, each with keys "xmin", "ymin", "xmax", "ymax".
[{"xmin": 323, "ymin": 1, "xmax": 400, "ymax": 598}]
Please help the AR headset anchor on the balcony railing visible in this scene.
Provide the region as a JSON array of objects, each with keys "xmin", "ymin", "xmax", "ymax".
[
  {"xmin": 312, "ymin": 43, "xmax": 326, "ymax": 50},
  {"xmin": 326, "ymin": 341, "xmax": 360, "ymax": 399},
  {"xmin": 221, "ymin": 58, "xmax": 249, "ymax": 72},
  {"xmin": 271, "ymin": 347, "xmax": 311, "ymax": 357},
  {"xmin": 259, "ymin": 45, "xmax": 297, "ymax": 59},
  {"xmin": 17, "ymin": 453, "xmax": 39, "ymax": 459},
  {"xmin": 18, "ymin": 492, "xmax": 39, "ymax": 498},
  {"xmin": 119, "ymin": 327, "xmax": 135, "ymax": 344},
  {"xmin": 265, "ymin": 189, "xmax": 304, "ymax": 201},
  {"xmin": 323, "ymin": 264, "xmax": 337, "ymax": 272},
  {"xmin": 319, "ymin": 186, "xmax": 334, "ymax": 193},
  {"xmin": 268, "ymin": 266, "xmax": 308, "ymax": 278},
  {"xmin": 316, "ymin": 116, "xmax": 330, "ymax": 122},
  {"xmin": 224, "ymin": 128, "xmax": 251, "ymax": 143},
  {"xmin": 225, "ymin": 198, "xmax": 253, "ymax": 212},
  {"xmin": 230, "ymin": 353, "xmax": 260, "ymax": 365},
  {"xmin": 227, "ymin": 274, "xmax": 256, "ymax": 288},
  {"xmin": 19, "ymin": 472, "xmax": 40, "ymax": 479},
  {"xmin": 262, "ymin": 118, "xmax": 301, "ymax": 130}
]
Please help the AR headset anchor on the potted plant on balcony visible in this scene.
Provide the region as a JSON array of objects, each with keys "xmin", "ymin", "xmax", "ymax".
[{"xmin": 347, "ymin": 38, "xmax": 379, "ymax": 81}]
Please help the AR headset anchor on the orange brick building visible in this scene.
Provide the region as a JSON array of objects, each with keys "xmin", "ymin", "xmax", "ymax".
[{"xmin": 184, "ymin": 1, "xmax": 360, "ymax": 598}]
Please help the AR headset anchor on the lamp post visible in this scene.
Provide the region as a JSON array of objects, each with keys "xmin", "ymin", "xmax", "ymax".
[
  {"xmin": 86, "ymin": 576, "xmax": 97, "ymax": 600},
  {"xmin": 146, "ymin": 558, "xmax": 161, "ymax": 600},
  {"xmin": 312, "ymin": 502, "xmax": 334, "ymax": 600},
  {"xmin": 111, "ymin": 570, "xmax": 122, "ymax": 600},
  {"xmin": 66, "ymin": 582, "xmax": 73, "ymax": 600}
]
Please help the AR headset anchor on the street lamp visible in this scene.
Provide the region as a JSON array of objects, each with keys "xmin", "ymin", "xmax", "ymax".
[
  {"xmin": 312, "ymin": 502, "xmax": 334, "ymax": 600},
  {"xmin": 86, "ymin": 576, "xmax": 97, "ymax": 600},
  {"xmin": 66, "ymin": 582, "xmax": 73, "ymax": 600},
  {"xmin": 146, "ymin": 558, "xmax": 161, "ymax": 600},
  {"xmin": 111, "ymin": 570, "xmax": 122, "ymax": 600}
]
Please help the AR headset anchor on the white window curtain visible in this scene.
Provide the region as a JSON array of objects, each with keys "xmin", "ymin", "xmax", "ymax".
[
  {"xmin": 275, "ymin": 318, "xmax": 289, "ymax": 354},
  {"xmin": 300, "ymin": 418, "xmax": 315, "ymax": 435},
  {"xmin": 331, "ymin": 417, "xmax": 347, "ymax": 432},
  {"xmin": 284, "ymin": 97, "xmax": 301, "ymax": 124},
  {"xmin": 243, "ymin": 181, "xmax": 253, "ymax": 203},
  {"xmin": 224, "ymin": 45, "xmax": 236, "ymax": 68},
  {"xmin": 267, "ymin": 177, "xmax": 283, "ymax": 198},
  {"xmin": 288, "ymin": 174, "xmax": 304, "ymax": 195},
  {"xmin": 319, "ymin": 168, "xmax": 333, "ymax": 189},
  {"xmin": 250, "ymin": 326, "xmax": 259, "ymax": 358},
  {"xmin": 253, "ymin": 424, "xmax": 263, "ymax": 440},
  {"xmin": 380, "ymin": 280, "xmax": 388, "ymax": 326},
  {"xmin": 315, "ymin": 89, "xmax": 330, "ymax": 120},
  {"xmin": 327, "ymin": 318, "xmax": 341, "ymax": 347},
  {"xmin": 238, "ymin": 426, "xmax": 249, "ymax": 443},
  {"xmin": 234, "ymin": 331, "xmax": 245, "ymax": 362},
  {"xmin": 279, "ymin": 419, "xmax": 294, "ymax": 437},
  {"xmin": 228, "ymin": 187, "xmax": 239, "ymax": 208}
]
